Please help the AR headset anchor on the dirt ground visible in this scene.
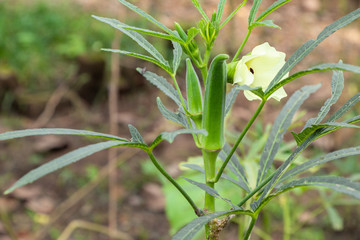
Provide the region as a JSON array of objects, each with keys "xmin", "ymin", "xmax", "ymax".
[{"xmin": 1, "ymin": 0, "xmax": 360, "ymax": 239}]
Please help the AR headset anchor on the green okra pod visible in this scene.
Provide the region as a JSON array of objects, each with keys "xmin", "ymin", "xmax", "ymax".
[
  {"xmin": 200, "ymin": 54, "xmax": 229, "ymax": 150},
  {"xmin": 186, "ymin": 58, "xmax": 203, "ymax": 129}
]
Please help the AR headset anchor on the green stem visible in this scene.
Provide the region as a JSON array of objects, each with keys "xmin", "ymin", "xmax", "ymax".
[
  {"xmin": 215, "ymin": 100, "xmax": 266, "ymax": 183},
  {"xmin": 146, "ymin": 151, "xmax": 202, "ymax": 216},
  {"xmin": 232, "ymin": 28, "xmax": 252, "ymax": 62},
  {"xmin": 237, "ymin": 171, "xmax": 276, "ymax": 207},
  {"xmin": 281, "ymin": 195, "xmax": 291, "ymax": 240},
  {"xmin": 171, "ymin": 74, "xmax": 188, "ymax": 111},
  {"xmin": 202, "ymin": 149, "xmax": 219, "ymax": 239},
  {"xmin": 244, "ymin": 215, "xmax": 258, "ymax": 240}
]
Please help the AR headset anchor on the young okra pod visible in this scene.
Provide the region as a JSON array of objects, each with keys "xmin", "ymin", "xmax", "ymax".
[
  {"xmin": 200, "ymin": 54, "xmax": 229, "ymax": 151},
  {"xmin": 186, "ymin": 58, "xmax": 203, "ymax": 128}
]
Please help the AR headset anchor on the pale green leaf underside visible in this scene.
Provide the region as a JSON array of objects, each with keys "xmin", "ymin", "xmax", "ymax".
[
  {"xmin": 251, "ymin": 20, "xmax": 280, "ymax": 29},
  {"xmin": 128, "ymin": 124, "xmax": 145, "ymax": 144},
  {"xmin": 4, "ymin": 141, "xmax": 124, "ymax": 194},
  {"xmin": 156, "ymin": 97, "xmax": 189, "ymax": 128},
  {"xmin": 0, "ymin": 128, "xmax": 126, "ymax": 141}
]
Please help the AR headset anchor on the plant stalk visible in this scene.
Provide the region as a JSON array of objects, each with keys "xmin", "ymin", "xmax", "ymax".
[
  {"xmin": 232, "ymin": 28, "xmax": 252, "ymax": 62},
  {"xmin": 146, "ymin": 151, "xmax": 202, "ymax": 216},
  {"xmin": 215, "ymin": 100, "xmax": 266, "ymax": 182},
  {"xmin": 244, "ymin": 215, "xmax": 258, "ymax": 240}
]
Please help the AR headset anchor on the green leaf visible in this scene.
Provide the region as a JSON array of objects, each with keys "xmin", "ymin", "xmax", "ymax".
[
  {"xmin": 265, "ymin": 8, "xmax": 360, "ymax": 93},
  {"xmin": 250, "ymin": 20, "xmax": 280, "ymax": 29},
  {"xmin": 103, "ymin": 49, "xmax": 172, "ymax": 73},
  {"xmin": 328, "ymin": 92, "xmax": 360, "ymax": 122},
  {"xmin": 92, "ymin": 16, "xmax": 169, "ymax": 66},
  {"xmin": 156, "ymin": 97, "xmax": 189, "ymax": 128},
  {"xmin": 137, "ymin": 69, "xmax": 182, "ymax": 106},
  {"xmin": 172, "ymin": 39, "xmax": 183, "ymax": 73},
  {"xmin": 128, "ymin": 124, "xmax": 146, "ymax": 144},
  {"xmin": 220, "ymin": 0, "xmax": 246, "ymax": 29},
  {"xmin": 303, "ymin": 70, "xmax": 344, "ymax": 130},
  {"xmin": 248, "ymin": 0, "xmax": 263, "ymax": 24},
  {"xmin": 172, "ymin": 209, "xmax": 252, "ymax": 240},
  {"xmin": 256, "ymin": 84, "xmax": 320, "ymax": 186},
  {"xmin": 160, "ymin": 129, "xmax": 207, "ymax": 144},
  {"xmin": 256, "ymin": 0, "xmax": 292, "ymax": 22},
  {"xmin": 275, "ymin": 176, "xmax": 360, "ymax": 200},
  {"xmin": 292, "ymin": 122, "xmax": 360, "ymax": 146},
  {"xmin": 215, "ymin": 0, "xmax": 226, "ymax": 23},
  {"xmin": 279, "ymin": 146, "xmax": 360, "ymax": 183},
  {"xmin": 183, "ymin": 177, "xmax": 240, "ymax": 209},
  {"xmin": 0, "ymin": 128, "xmax": 127, "ymax": 141},
  {"xmin": 265, "ymin": 62, "xmax": 360, "ymax": 98},
  {"xmin": 4, "ymin": 141, "xmax": 124, "ymax": 194},
  {"xmin": 324, "ymin": 203, "xmax": 344, "ymax": 231},
  {"xmin": 219, "ymin": 143, "xmax": 251, "ymax": 192},
  {"xmin": 117, "ymin": 0, "xmax": 176, "ymax": 36},
  {"xmin": 191, "ymin": 0, "xmax": 209, "ymax": 21},
  {"xmin": 186, "ymin": 27, "xmax": 199, "ymax": 43}
]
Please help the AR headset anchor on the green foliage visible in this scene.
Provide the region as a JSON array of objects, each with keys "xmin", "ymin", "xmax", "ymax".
[{"xmin": 0, "ymin": 2, "xmax": 112, "ymax": 89}]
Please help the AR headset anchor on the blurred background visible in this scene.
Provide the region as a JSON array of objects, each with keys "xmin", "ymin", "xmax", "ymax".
[{"xmin": 0, "ymin": 0, "xmax": 359, "ymax": 239}]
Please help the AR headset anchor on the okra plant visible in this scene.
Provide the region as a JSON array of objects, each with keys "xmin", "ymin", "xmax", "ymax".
[{"xmin": 2, "ymin": 0, "xmax": 360, "ymax": 239}]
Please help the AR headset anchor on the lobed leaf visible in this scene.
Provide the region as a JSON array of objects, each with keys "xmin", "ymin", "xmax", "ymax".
[
  {"xmin": 256, "ymin": 84, "xmax": 320, "ymax": 186},
  {"xmin": 279, "ymin": 146, "xmax": 360, "ymax": 183},
  {"xmin": 4, "ymin": 141, "xmax": 125, "ymax": 194},
  {"xmin": 117, "ymin": 0, "xmax": 176, "ymax": 36},
  {"xmin": 137, "ymin": 69, "xmax": 182, "ymax": 106},
  {"xmin": 160, "ymin": 129, "xmax": 207, "ymax": 144},
  {"xmin": 0, "ymin": 128, "xmax": 127, "ymax": 141},
  {"xmin": 93, "ymin": 16, "xmax": 169, "ymax": 66},
  {"xmin": 265, "ymin": 8, "xmax": 360, "ymax": 93}
]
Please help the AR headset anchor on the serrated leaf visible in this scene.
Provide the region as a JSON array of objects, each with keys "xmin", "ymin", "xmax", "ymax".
[
  {"xmin": 279, "ymin": 146, "xmax": 360, "ymax": 183},
  {"xmin": 219, "ymin": 143, "xmax": 251, "ymax": 192},
  {"xmin": 250, "ymin": 20, "xmax": 280, "ymax": 29},
  {"xmin": 137, "ymin": 69, "xmax": 182, "ymax": 106},
  {"xmin": 160, "ymin": 129, "xmax": 207, "ymax": 144},
  {"xmin": 92, "ymin": 16, "xmax": 169, "ymax": 66},
  {"xmin": 156, "ymin": 97, "xmax": 189, "ymax": 128},
  {"xmin": 172, "ymin": 209, "xmax": 252, "ymax": 240},
  {"xmin": 265, "ymin": 63, "xmax": 360, "ymax": 98},
  {"xmin": 182, "ymin": 177, "xmax": 240, "ymax": 209},
  {"xmin": 128, "ymin": 124, "xmax": 145, "ymax": 144},
  {"xmin": 117, "ymin": 0, "xmax": 176, "ymax": 36},
  {"xmin": 4, "ymin": 141, "xmax": 124, "ymax": 194},
  {"xmin": 248, "ymin": 0, "xmax": 263, "ymax": 24},
  {"xmin": 256, "ymin": 84, "xmax": 320, "ymax": 186},
  {"xmin": 303, "ymin": 70, "xmax": 344, "ymax": 130},
  {"xmin": 172, "ymin": 38, "xmax": 183, "ymax": 73},
  {"xmin": 265, "ymin": 8, "xmax": 360, "ymax": 93},
  {"xmin": 103, "ymin": 49, "xmax": 172, "ymax": 73},
  {"xmin": 328, "ymin": 92, "xmax": 360, "ymax": 122},
  {"xmin": 292, "ymin": 122, "xmax": 360, "ymax": 146},
  {"xmin": 256, "ymin": 0, "xmax": 292, "ymax": 22},
  {"xmin": 275, "ymin": 176, "xmax": 360, "ymax": 200},
  {"xmin": 0, "ymin": 128, "xmax": 127, "ymax": 141}
]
